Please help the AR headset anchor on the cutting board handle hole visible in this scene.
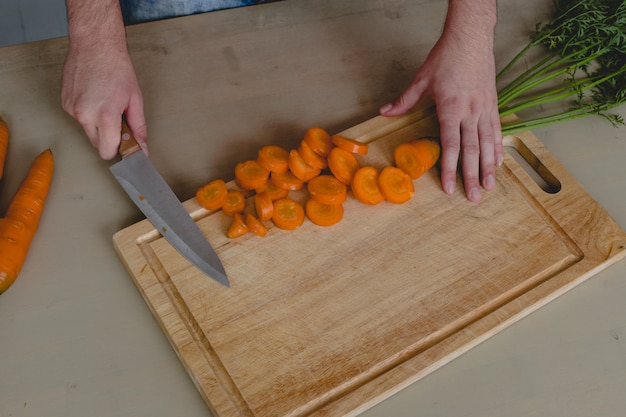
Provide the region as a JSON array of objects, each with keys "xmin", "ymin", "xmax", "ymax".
[{"xmin": 504, "ymin": 136, "xmax": 561, "ymax": 194}]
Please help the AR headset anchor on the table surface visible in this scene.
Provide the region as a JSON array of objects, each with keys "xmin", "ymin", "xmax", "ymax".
[{"xmin": 1, "ymin": 1, "xmax": 625, "ymax": 416}]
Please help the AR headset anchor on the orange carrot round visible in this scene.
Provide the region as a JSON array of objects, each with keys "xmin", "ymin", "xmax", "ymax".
[
  {"xmin": 235, "ymin": 160, "xmax": 270, "ymax": 190},
  {"xmin": 298, "ymin": 140, "xmax": 327, "ymax": 170},
  {"xmin": 222, "ymin": 190, "xmax": 247, "ymax": 216},
  {"xmin": 226, "ymin": 213, "xmax": 249, "ymax": 238},
  {"xmin": 327, "ymin": 147, "xmax": 360, "ymax": 185},
  {"xmin": 351, "ymin": 166, "xmax": 384, "ymax": 205},
  {"xmin": 0, "ymin": 149, "xmax": 54, "ymax": 294},
  {"xmin": 331, "ymin": 135, "xmax": 368, "ymax": 155},
  {"xmin": 378, "ymin": 166, "xmax": 414, "ymax": 204},
  {"xmin": 245, "ymin": 213, "xmax": 268, "ymax": 237},
  {"xmin": 270, "ymin": 170, "xmax": 304, "ymax": 191},
  {"xmin": 394, "ymin": 138, "xmax": 441, "ymax": 179},
  {"xmin": 255, "ymin": 181, "xmax": 289, "ymax": 201},
  {"xmin": 305, "ymin": 199, "xmax": 344, "ymax": 227},
  {"xmin": 254, "ymin": 192, "xmax": 274, "ymax": 222},
  {"xmin": 0, "ymin": 115, "xmax": 9, "ymax": 180},
  {"xmin": 257, "ymin": 145, "xmax": 289, "ymax": 173},
  {"xmin": 307, "ymin": 175, "xmax": 347, "ymax": 205},
  {"xmin": 303, "ymin": 127, "xmax": 334, "ymax": 157},
  {"xmin": 272, "ymin": 198, "xmax": 305, "ymax": 230},
  {"xmin": 196, "ymin": 179, "xmax": 228, "ymax": 210},
  {"xmin": 288, "ymin": 149, "xmax": 321, "ymax": 182}
]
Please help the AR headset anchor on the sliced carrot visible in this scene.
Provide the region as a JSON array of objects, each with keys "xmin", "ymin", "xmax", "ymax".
[
  {"xmin": 257, "ymin": 145, "xmax": 289, "ymax": 173},
  {"xmin": 288, "ymin": 149, "xmax": 321, "ymax": 182},
  {"xmin": 303, "ymin": 127, "xmax": 334, "ymax": 157},
  {"xmin": 272, "ymin": 198, "xmax": 305, "ymax": 230},
  {"xmin": 351, "ymin": 166, "xmax": 384, "ymax": 205},
  {"xmin": 378, "ymin": 166, "xmax": 414, "ymax": 204},
  {"xmin": 298, "ymin": 140, "xmax": 327, "ymax": 169},
  {"xmin": 254, "ymin": 192, "xmax": 274, "ymax": 222},
  {"xmin": 331, "ymin": 135, "xmax": 369, "ymax": 155},
  {"xmin": 394, "ymin": 138, "xmax": 441, "ymax": 179},
  {"xmin": 307, "ymin": 175, "xmax": 347, "ymax": 205},
  {"xmin": 227, "ymin": 213, "xmax": 249, "ymax": 238},
  {"xmin": 256, "ymin": 180, "xmax": 289, "ymax": 200},
  {"xmin": 196, "ymin": 179, "xmax": 228, "ymax": 210},
  {"xmin": 327, "ymin": 147, "xmax": 360, "ymax": 185},
  {"xmin": 305, "ymin": 199, "xmax": 344, "ymax": 227},
  {"xmin": 271, "ymin": 170, "xmax": 304, "ymax": 191},
  {"xmin": 245, "ymin": 213, "xmax": 268, "ymax": 237},
  {"xmin": 235, "ymin": 160, "xmax": 270, "ymax": 190},
  {"xmin": 222, "ymin": 190, "xmax": 247, "ymax": 216}
]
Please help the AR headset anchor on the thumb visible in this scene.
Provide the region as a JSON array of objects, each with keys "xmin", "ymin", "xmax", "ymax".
[{"xmin": 379, "ymin": 79, "xmax": 427, "ymax": 117}]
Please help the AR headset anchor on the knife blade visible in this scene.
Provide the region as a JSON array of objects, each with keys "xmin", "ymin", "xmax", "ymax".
[{"xmin": 110, "ymin": 119, "xmax": 229, "ymax": 287}]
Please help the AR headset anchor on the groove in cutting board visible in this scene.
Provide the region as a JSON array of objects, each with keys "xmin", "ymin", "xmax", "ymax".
[{"xmin": 113, "ymin": 104, "xmax": 626, "ymax": 417}]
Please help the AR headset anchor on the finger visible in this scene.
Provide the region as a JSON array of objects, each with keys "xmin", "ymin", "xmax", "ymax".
[
  {"xmin": 460, "ymin": 120, "xmax": 482, "ymax": 202},
  {"xmin": 478, "ymin": 113, "xmax": 496, "ymax": 191},
  {"xmin": 437, "ymin": 112, "xmax": 462, "ymax": 196},
  {"xmin": 379, "ymin": 78, "xmax": 427, "ymax": 117},
  {"xmin": 492, "ymin": 112, "xmax": 504, "ymax": 167},
  {"xmin": 125, "ymin": 94, "xmax": 149, "ymax": 156},
  {"xmin": 96, "ymin": 113, "xmax": 123, "ymax": 160}
]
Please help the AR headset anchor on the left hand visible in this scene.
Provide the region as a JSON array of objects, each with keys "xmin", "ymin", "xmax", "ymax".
[{"xmin": 380, "ymin": 31, "xmax": 503, "ymax": 202}]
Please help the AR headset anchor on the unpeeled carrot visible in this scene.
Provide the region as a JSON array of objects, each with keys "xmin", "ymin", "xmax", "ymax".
[
  {"xmin": 331, "ymin": 135, "xmax": 369, "ymax": 155},
  {"xmin": 303, "ymin": 127, "xmax": 334, "ymax": 157},
  {"xmin": 227, "ymin": 213, "xmax": 249, "ymax": 238},
  {"xmin": 351, "ymin": 166, "xmax": 384, "ymax": 205},
  {"xmin": 0, "ymin": 115, "xmax": 8, "ymax": 180},
  {"xmin": 235, "ymin": 160, "xmax": 270, "ymax": 190},
  {"xmin": 196, "ymin": 179, "xmax": 228, "ymax": 210},
  {"xmin": 327, "ymin": 147, "xmax": 360, "ymax": 185},
  {"xmin": 222, "ymin": 190, "xmax": 246, "ymax": 216},
  {"xmin": 394, "ymin": 138, "xmax": 441, "ymax": 179},
  {"xmin": 378, "ymin": 166, "xmax": 414, "ymax": 204},
  {"xmin": 272, "ymin": 198, "xmax": 305, "ymax": 230},
  {"xmin": 0, "ymin": 149, "xmax": 54, "ymax": 294},
  {"xmin": 305, "ymin": 199, "xmax": 344, "ymax": 227},
  {"xmin": 307, "ymin": 175, "xmax": 347, "ymax": 205},
  {"xmin": 257, "ymin": 145, "xmax": 289, "ymax": 173}
]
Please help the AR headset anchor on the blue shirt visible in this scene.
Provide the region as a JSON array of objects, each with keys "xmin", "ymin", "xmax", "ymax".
[{"xmin": 120, "ymin": 0, "xmax": 277, "ymax": 24}]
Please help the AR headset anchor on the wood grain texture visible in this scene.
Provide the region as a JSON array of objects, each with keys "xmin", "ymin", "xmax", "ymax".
[{"xmin": 113, "ymin": 102, "xmax": 626, "ymax": 417}]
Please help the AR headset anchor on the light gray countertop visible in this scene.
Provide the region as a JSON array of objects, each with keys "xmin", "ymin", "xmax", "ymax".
[{"xmin": 1, "ymin": 1, "xmax": 625, "ymax": 416}]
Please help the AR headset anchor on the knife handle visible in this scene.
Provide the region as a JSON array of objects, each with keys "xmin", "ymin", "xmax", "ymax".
[{"xmin": 119, "ymin": 118, "xmax": 142, "ymax": 158}]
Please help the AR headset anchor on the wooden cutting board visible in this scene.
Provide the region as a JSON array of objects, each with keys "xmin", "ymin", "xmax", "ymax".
[{"xmin": 113, "ymin": 100, "xmax": 626, "ymax": 417}]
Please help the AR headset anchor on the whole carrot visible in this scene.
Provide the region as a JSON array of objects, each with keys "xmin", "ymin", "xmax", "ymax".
[
  {"xmin": 0, "ymin": 149, "xmax": 54, "ymax": 294},
  {"xmin": 0, "ymin": 114, "xmax": 9, "ymax": 180}
]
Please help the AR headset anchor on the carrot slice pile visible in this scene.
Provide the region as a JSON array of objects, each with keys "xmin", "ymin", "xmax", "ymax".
[
  {"xmin": 327, "ymin": 147, "xmax": 360, "ymax": 185},
  {"xmin": 196, "ymin": 179, "xmax": 228, "ymax": 210},
  {"xmin": 245, "ymin": 214, "xmax": 268, "ymax": 237},
  {"xmin": 257, "ymin": 145, "xmax": 289, "ymax": 173},
  {"xmin": 222, "ymin": 190, "xmax": 246, "ymax": 216},
  {"xmin": 303, "ymin": 127, "xmax": 334, "ymax": 157},
  {"xmin": 235, "ymin": 160, "xmax": 270, "ymax": 190},
  {"xmin": 227, "ymin": 213, "xmax": 249, "ymax": 238},
  {"xmin": 272, "ymin": 198, "xmax": 305, "ymax": 230},
  {"xmin": 351, "ymin": 166, "xmax": 384, "ymax": 205},
  {"xmin": 331, "ymin": 135, "xmax": 368, "ymax": 155},
  {"xmin": 298, "ymin": 140, "xmax": 327, "ymax": 169},
  {"xmin": 254, "ymin": 192, "xmax": 274, "ymax": 222},
  {"xmin": 307, "ymin": 175, "xmax": 347, "ymax": 205},
  {"xmin": 394, "ymin": 138, "xmax": 441, "ymax": 179},
  {"xmin": 378, "ymin": 166, "xmax": 414, "ymax": 204},
  {"xmin": 305, "ymin": 199, "xmax": 344, "ymax": 227},
  {"xmin": 271, "ymin": 170, "xmax": 304, "ymax": 191},
  {"xmin": 256, "ymin": 180, "xmax": 289, "ymax": 200},
  {"xmin": 288, "ymin": 149, "xmax": 321, "ymax": 182}
]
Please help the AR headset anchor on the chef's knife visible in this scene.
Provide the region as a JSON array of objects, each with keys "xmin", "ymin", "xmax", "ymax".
[{"xmin": 110, "ymin": 119, "xmax": 229, "ymax": 287}]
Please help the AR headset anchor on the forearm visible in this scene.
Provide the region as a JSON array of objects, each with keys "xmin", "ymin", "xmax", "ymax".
[
  {"xmin": 66, "ymin": 0, "xmax": 127, "ymax": 53},
  {"xmin": 443, "ymin": 0, "xmax": 497, "ymax": 51}
]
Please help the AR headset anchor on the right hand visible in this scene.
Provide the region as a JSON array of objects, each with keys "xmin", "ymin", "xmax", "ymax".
[{"xmin": 61, "ymin": 45, "xmax": 148, "ymax": 159}]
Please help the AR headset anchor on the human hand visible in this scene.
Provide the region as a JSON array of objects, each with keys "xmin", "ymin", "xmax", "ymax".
[
  {"xmin": 61, "ymin": 44, "xmax": 148, "ymax": 160},
  {"xmin": 379, "ymin": 31, "xmax": 503, "ymax": 202}
]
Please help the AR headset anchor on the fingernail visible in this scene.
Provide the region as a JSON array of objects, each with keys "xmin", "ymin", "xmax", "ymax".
[
  {"xmin": 496, "ymin": 154, "xmax": 503, "ymax": 166},
  {"xmin": 444, "ymin": 182, "xmax": 455, "ymax": 194},
  {"xmin": 379, "ymin": 103, "xmax": 393, "ymax": 114},
  {"xmin": 484, "ymin": 174, "xmax": 495, "ymax": 190},
  {"xmin": 470, "ymin": 187, "xmax": 481, "ymax": 202}
]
